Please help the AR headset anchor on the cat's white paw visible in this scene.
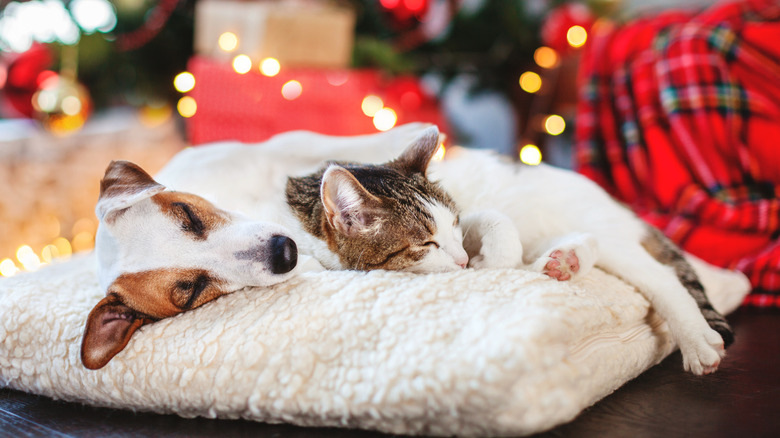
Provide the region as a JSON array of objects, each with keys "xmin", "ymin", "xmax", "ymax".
[
  {"xmin": 679, "ymin": 326, "xmax": 726, "ymax": 375},
  {"xmin": 528, "ymin": 234, "xmax": 597, "ymax": 281},
  {"xmin": 540, "ymin": 249, "xmax": 579, "ymax": 281},
  {"xmin": 462, "ymin": 210, "xmax": 522, "ymax": 269}
]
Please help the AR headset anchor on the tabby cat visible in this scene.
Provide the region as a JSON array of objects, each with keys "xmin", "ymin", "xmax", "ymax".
[{"xmin": 285, "ymin": 126, "xmax": 733, "ymax": 375}]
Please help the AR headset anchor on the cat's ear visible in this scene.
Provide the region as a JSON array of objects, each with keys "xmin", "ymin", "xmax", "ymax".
[
  {"xmin": 391, "ymin": 125, "xmax": 442, "ymax": 176},
  {"xmin": 321, "ymin": 165, "xmax": 383, "ymax": 236}
]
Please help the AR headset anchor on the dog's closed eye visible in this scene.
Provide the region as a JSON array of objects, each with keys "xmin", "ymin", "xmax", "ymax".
[
  {"xmin": 174, "ymin": 274, "xmax": 210, "ymax": 310},
  {"xmin": 172, "ymin": 202, "xmax": 206, "ymax": 238}
]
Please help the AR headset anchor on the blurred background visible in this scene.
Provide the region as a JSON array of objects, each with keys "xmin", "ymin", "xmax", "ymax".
[{"xmin": 4, "ymin": 0, "xmax": 776, "ymax": 309}]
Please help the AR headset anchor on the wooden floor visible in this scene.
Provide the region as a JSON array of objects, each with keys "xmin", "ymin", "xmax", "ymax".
[{"xmin": 1, "ymin": 306, "xmax": 778, "ymax": 438}]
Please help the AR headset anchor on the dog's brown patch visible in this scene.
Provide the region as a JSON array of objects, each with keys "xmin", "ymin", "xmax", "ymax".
[
  {"xmin": 152, "ymin": 192, "xmax": 230, "ymax": 240},
  {"xmin": 109, "ymin": 268, "xmax": 228, "ymax": 319}
]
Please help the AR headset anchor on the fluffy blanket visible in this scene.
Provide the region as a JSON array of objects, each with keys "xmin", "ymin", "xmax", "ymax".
[{"xmin": 0, "ymin": 250, "xmax": 748, "ymax": 436}]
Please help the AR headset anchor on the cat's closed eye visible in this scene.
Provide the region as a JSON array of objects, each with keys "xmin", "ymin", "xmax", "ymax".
[{"xmin": 423, "ymin": 241, "xmax": 440, "ymax": 248}]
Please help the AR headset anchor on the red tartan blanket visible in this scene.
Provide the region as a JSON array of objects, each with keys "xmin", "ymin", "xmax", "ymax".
[{"xmin": 575, "ymin": 0, "xmax": 780, "ymax": 307}]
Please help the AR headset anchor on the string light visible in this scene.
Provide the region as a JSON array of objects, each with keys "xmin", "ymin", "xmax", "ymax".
[
  {"xmin": 173, "ymin": 72, "xmax": 196, "ymax": 93},
  {"xmin": 544, "ymin": 115, "xmax": 566, "ymax": 135},
  {"xmin": 281, "ymin": 80, "xmax": 302, "ymax": 100},
  {"xmin": 260, "ymin": 58, "xmax": 281, "ymax": 77},
  {"xmin": 519, "ymin": 71, "xmax": 542, "ymax": 94},
  {"xmin": 177, "ymin": 96, "xmax": 197, "ymax": 118},
  {"xmin": 361, "ymin": 95, "xmax": 384, "ymax": 117},
  {"xmin": 232, "ymin": 54, "xmax": 252, "ymax": 74},
  {"xmin": 373, "ymin": 108, "xmax": 397, "ymax": 131},
  {"xmin": 566, "ymin": 25, "xmax": 588, "ymax": 48},
  {"xmin": 520, "ymin": 144, "xmax": 543, "ymax": 165},
  {"xmin": 534, "ymin": 46, "xmax": 559, "ymax": 69},
  {"xmin": 218, "ymin": 32, "xmax": 238, "ymax": 52}
]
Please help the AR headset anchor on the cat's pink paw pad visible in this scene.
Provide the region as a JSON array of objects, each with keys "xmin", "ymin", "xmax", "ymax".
[{"xmin": 543, "ymin": 249, "xmax": 579, "ymax": 281}]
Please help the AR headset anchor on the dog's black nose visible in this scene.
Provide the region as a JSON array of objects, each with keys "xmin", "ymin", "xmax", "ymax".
[{"xmin": 270, "ymin": 235, "xmax": 297, "ymax": 274}]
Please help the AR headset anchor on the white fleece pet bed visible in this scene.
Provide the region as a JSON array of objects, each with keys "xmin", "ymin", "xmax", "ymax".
[{"xmin": 0, "ymin": 249, "xmax": 747, "ymax": 436}]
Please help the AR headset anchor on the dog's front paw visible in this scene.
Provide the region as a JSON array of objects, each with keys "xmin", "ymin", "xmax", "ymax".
[{"xmin": 679, "ymin": 326, "xmax": 726, "ymax": 375}]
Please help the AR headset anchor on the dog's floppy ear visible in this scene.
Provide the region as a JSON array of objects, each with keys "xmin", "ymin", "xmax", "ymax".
[
  {"xmin": 96, "ymin": 160, "xmax": 165, "ymax": 221},
  {"xmin": 80, "ymin": 294, "xmax": 154, "ymax": 370},
  {"xmin": 390, "ymin": 125, "xmax": 442, "ymax": 176}
]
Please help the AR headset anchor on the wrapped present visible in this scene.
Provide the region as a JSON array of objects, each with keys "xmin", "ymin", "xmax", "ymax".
[
  {"xmin": 185, "ymin": 56, "xmax": 448, "ymax": 145},
  {"xmin": 194, "ymin": 0, "xmax": 355, "ymax": 68}
]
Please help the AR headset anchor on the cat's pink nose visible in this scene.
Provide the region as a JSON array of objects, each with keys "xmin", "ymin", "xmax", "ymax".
[{"xmin": 458, "ymin": 260, "xmax": 468, "ymax": 269}]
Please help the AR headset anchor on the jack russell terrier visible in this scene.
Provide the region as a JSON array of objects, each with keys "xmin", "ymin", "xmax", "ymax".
[{"xmin": 81, "ymin": 160, "xmax": 298, "ymax": 370}]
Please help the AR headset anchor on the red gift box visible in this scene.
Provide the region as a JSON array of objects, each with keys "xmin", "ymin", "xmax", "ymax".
[{"xmin": 185, "ymin": 56, "xmax": 448, "ymax": 145}]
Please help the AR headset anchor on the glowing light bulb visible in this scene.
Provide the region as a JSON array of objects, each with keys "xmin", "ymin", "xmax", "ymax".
[
  {"xmin": 519, "ymin": 71, "xmax": 542, "ymax": 94},
  {"xmin": 544, "ymin": 115, "xmax": 566, "ymax": 136},
  {"xmin": 567, "ymin": 25, "xmax": 588, "ymax": 48},
  {"xmin": 173, "ymin": 72, "xmax": 196, "ymax": 93},
  {"xmin": 177, "ymin": 96, "xmax": 197, "ymax": 118},
  {"xmin": 519, "ymin": 144, "xmax": 543, "ymax": 165},
  {"xmin": 534, "ymin": 46, "xmax": 559, "ymax": 69},
  {"xmin": 281, "ymin": 80, "xmax": 302, "ymax": 100},
  {"xmin": 260, "ymin": 58, "xmax": 281, "ymax": 77},
  {"xmin": 361, "ymin": 95, "xmax": 384, "ymax": 117},
  {"xmin": 232, "ymin": 55, "xmax": 252, "ymax": 74},
  {"xmin": 218, "ymin": 32, "xmax": 238, "ymax": 52},
  {"xmin": 373, "ymin": 108, "xmax": 397, "ymax": 131}
]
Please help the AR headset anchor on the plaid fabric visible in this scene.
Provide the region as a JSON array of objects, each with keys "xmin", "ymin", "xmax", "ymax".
[{"xmin": 575, "ymin": 0, "xmax": 780, "ymax": 307}]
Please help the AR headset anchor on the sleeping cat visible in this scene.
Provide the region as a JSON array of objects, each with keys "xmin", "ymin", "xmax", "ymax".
[{"xmin": 285, "ymin": 126, "xmax": 733, "ymax": 376}]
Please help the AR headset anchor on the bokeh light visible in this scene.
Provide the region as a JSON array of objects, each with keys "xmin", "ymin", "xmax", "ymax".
[
  {"xmin": 566, "ymin": 25, "xmax": 588, "ymax": 48},
  {"xmin": 70, "ymin": 0, "xmax": 117, "ymax": 34},
  {"xmin": 177, "ymin": 96, "xmax": 197, "ymax": 118},
  {"xmin": 534, "ymin": 46, "xmax": 559, "ymax": 69},
  {"xmin": 281, "ymin": 80, "xmax": 302, "ymax": 100},
  {"xmin": 519, "ymin": 71, "xmax": 542, "ymax": 94},
  {"xmin": 519, "ymin": 144, "xmax": 543, "ymax": 165},
  {"xmin": 361, "ymin": 95, "xmax": 384, "ymax": 117},
  {"xmin": 53, "ymin": 237, "xmax": 72, "ymax": 258},
  {"xmin": 16, "ymin": 245, "xmax": 41, "ymax": 271},
  {"xmin": 260, "ymin": 58, "xmax": 281, "ymax": 77},
  {"xmin": 218, "ymin": 32, "xmax": 238, "ymax": 52},
  {"xmin": 71, "ymin": 231, "xmax": 94, "ymax": 253},
  {"xmin": 173, "ymin": 72, "xmax": 196, "ymax": 93},
  {"xmin": 41, "ymin": 244, "xmax": 60, "ymax": 264},
  {"xmin": 373, "ymin": 108, "xmax": 397, "ymax": 131},
  {"xmin": 232, "ymin": 54, "xmax": 252, "ymax": 74},
  {"xmin": 0, "ymin": 258, "xmax": 19, "ymax": 277},
  {"xmin": 544, "ymin": 115, "xmax": 566, "ymax": 135}
]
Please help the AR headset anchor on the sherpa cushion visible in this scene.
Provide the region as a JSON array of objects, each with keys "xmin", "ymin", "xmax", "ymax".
[{"xmin": 0, "ymin": 251, "xmax": 748, "ymax": 436}]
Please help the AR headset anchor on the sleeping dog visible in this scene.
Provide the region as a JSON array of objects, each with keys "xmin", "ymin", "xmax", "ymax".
[{"xmin": 81, "ymin": 160, "xmax": 298, "ymax": 369}]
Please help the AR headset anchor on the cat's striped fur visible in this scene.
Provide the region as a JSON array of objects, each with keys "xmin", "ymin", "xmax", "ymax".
[{"xmin": 285, "ymin": 129, "xmax": 469, "ymax": 272}]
